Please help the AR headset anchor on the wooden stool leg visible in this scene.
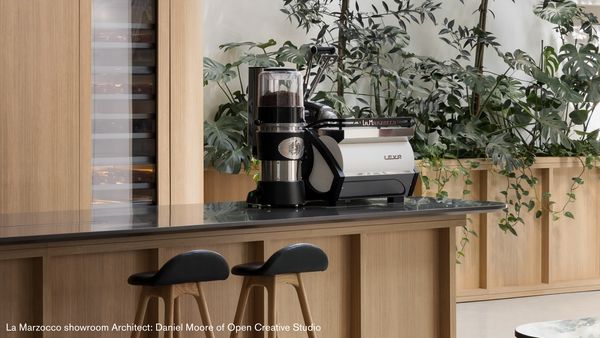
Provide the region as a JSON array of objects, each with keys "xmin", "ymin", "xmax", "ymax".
[
  {"xmin": 164, "ymin": 287, "xmax": 175, "ymax": 338},
  {"xmin": 267, "ymin": 277, "xmax": 278, "ymax": 338},
  {"xmin": 131, "ymin": 287, "xmax": 150, "ymax": 338},
  {"xmin": 174, "ymin": 296, "xmax": 181, "ymax": 338},
  {"xmin": 294, "ymin": 274, "xmax": 317, "ymax": 338},
  {"xmin": 230, "ymin": 277, "xmax": 252, "ymax": 338},
  {"xmin": 194, "ymin": 283, "xmax": 215, "ymax": 338}
]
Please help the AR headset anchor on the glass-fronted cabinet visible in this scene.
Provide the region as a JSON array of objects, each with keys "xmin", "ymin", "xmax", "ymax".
[{"xmin": 91, "ymin": 0, "xmax": 158, "ymax": 209}]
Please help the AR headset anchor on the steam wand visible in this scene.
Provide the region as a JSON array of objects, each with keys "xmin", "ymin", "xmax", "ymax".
[{"xmin": 303, "ymin": 46, "xmax": 340, "ymax": 123}]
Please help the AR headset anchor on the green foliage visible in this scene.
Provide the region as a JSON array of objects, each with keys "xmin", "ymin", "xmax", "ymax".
[
  {"xmin": 205, "ymin": 0, "xmax": 600, "ymax": 251},
  {"xmin": 203, "ymin": 40, "xmax": 308, "ymax": 174},
  {"xmin": 281, "ymin": 0, "xmax": 441, "ymax": 117}
]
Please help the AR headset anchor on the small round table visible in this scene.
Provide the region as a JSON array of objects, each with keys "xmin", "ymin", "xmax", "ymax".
[{"xmin": 515, "ymin": 317, "xmax": 600, "ymax": 338}]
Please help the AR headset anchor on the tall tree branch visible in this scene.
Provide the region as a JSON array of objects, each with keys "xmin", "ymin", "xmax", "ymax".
[{"xmin": 472, "ymin": 0, "xmax": 489, "ymax": 115}]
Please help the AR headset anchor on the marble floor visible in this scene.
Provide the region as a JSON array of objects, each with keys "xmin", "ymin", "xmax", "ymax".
[{"xmin": 457, "ymin": 291, "xmax": 600, "ymax": 338}]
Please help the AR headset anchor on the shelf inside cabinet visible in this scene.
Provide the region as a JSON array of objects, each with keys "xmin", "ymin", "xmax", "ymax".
[
  {"xmin": 94, "ymin": 23, "xmax": 155, "ymax": 30},
  {"xmin": 93, "ymin": 42, "xmax": 155, "ymax": 49},
  {"xmin": 92, "ymin": 133, "xmax": 155, "ymax": 140},
  {"xmin": 93, "ymin": 183, "xmax": 155, "ymax": 191},
  {"xmin": 93, "ymin": 66, "xmax": 155, "ymax": 75},
  {"xmin": 93, "ymin": 157, "xmax": 156, "ymax": 166},
  {"xmin": 92, "ymin": 0, "xmax": 158, "ymax": 208},
  {"xmin": 93, "ymin": 94, "xmax": 155, "ymax": 100}
]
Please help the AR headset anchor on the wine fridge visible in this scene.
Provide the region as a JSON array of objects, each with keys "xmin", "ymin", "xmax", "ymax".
[{"xmin": 91, "ymin": 0, "xmax": 158, "ymax": 209}]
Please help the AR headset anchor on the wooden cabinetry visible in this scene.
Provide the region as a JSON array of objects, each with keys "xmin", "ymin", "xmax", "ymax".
[
  {"xmin": 0, "ymin": 0, "xmax": 80, "ymax": 213},
  {"xmin": 0, "ymin": 0, "xmax": 203, "ymax": 213}
]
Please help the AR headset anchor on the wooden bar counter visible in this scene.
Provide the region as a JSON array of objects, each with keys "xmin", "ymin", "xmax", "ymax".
[{"xmin": 0, "ymin": 197, "xmax": 503, "ymax": 338}]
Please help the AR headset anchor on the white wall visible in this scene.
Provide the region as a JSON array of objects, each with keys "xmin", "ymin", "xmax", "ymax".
[
  {"xmin": 203, "ymin": 0, "xmax": 600, "ymax": 131},
  {"xmin": 203, "ymin": 0, "xmax": 313, "ymax": 118}
]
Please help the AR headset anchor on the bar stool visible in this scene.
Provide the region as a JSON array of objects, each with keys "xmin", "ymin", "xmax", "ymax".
[
  {"xmin": 230, "ymin": 243, "xmax": 328, "ymax": 338},
  {"xmin": 128, "ymin": 250, "xmax": 229, "ymax": 338}
]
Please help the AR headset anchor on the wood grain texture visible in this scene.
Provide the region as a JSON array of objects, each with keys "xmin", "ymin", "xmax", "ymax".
[
  {"xmin": 157, "ymin": 0, "xmax": 171, "ymax": 206},
  {"xmin": 0, "ymin": 0, "xmax": 80, "ymax": 212},
  {"xmin": 361, "ymin": 230, "xmax": 448, "ymax": 338},
  {"xmin": 79, "ymin": 0, "xmax": 92, "ymax": 210},
  {"xmin": 0, "ymin": 258, "xmax": 41, "ymax": 337},
  {"xmin": 45, "ymin": 251, "xmax": 155, "ymax": 337},
  {"xmin": 548, "ymin": 167, "xmax": 600, "ymax": 282},
  {"xmin": 438, "ymin": 227, "xmax": 456, "ymax": 338},
  {"xmin": 485, "ymin": 169, "xmax": 543, "ymax": 288},
  {"xmin": 169, "ymin": 0, "xmax": 204, "ymax": 205},
  {"xmin": 203, "ymin": 170, "xmax": 256, "ymax": 203},
  {"xmin": 417, "ymin": 167, "xmax": 482, "ymax": 291},
  {"xmin": 0, "ymin": 216, "xmax": 463, "ymax": 338}
]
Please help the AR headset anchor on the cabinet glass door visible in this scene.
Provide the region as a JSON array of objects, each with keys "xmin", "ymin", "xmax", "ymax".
[{"xmin": 91, "ymin": 0, "xmax": 158, "ymax": 208}]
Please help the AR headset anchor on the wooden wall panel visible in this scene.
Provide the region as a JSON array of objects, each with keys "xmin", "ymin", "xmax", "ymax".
[
  {"xmin": 157, "ymin": 0, "xmax": 172, "ymax": 206},
  {"xmin": 265, "ymin": 237, "xmax": 354, "ymax": 338},
  {"xmin": 0, "ymin": 0, "xmax": 80, "ymax": 213},
  {"xmin": 0, "ymin": 258, "xmax": 41, "ymax": 337},
  {"xmin": 485, "ymin": 169, "xmax": 543, "ymax": 288},
  {"xmin": 45, "ymin": 251, "xmax": 155, "ymax": 337},
  {"xmin": 204, "ymin": 170, "xmax": 256, "ymax": 203},
  {"xmin": 549, "ymin": 167, "xmax": 600, "ymax": 282},
  {"xmin": 170, "ymin": 0, "xmax": 204, "ymax": 205},
  {"xmin": 361, "ymin": 230, "xmax": 443, "ymax": 338},
  {"xmin": 79, "ymin": 0, "xmax": 92, "ymax": 209},
  {"xmin": 418, "ymin": 168, "xmax": 482, "ymax": 291}
]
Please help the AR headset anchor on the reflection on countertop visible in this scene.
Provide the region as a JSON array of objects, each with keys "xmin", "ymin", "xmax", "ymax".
[{"xmin": 0, "ymin": 197, "xmax": 505, "ymax": 245}]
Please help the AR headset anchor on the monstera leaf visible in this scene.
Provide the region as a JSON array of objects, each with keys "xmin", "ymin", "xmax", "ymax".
[
  {"xmin": 559, "ymin": 44, "xmax": 600, "ymax": 79},
  {"xmin": 486, "ymin": 134, "xmax": 519, "ymax": 171},
  {"xmin": 219, "ymin": 39, "xmax": 277, "ymax": 52},
  {"xmin": 204, "ymin": 116, "xmax": 244, "ymax": 152},
  {"xmin": 203, "ymin": 57, "xmax": 237, "ymax": 85},
  {"xmin": 276, "ymin": 41, "xmax": 311, "ymax": 66},
  {"xmin": 533, "ymin": 0, "xmax": 579, "ymax": 25},
  {"xmin": 204, "ymin": 115, "xmax": 251, "ymax": 174}
]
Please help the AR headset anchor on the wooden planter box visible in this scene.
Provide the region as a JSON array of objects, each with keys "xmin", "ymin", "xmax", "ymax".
[
  {"xmin": 416, "ymin": 157, "xmax": 600, "ymax": 302},
  {"xmin": 204, "ymin": 169, "xmax": 256, "ymax": 203},
  {"xmin": 204, "ymin": 157, "xmax": 600, "ymax": 302}
]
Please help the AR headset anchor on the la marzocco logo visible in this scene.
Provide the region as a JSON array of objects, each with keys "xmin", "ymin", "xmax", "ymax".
[{"xmin": 384, "ymin": 154, "xmax": 402, "ymax": 160}]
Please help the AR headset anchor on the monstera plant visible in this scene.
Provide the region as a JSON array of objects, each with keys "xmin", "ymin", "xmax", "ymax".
[
  {"xmin": 204, "ymin": 0, "xmax": 600, "ymax": 248},
  {"xmin": 203, "ymin": 40, "xmax": 309, "ymax": 174}
]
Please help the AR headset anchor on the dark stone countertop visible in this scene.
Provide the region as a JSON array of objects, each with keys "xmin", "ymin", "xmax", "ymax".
[{"xmin": 0, "ymin": 197, "xmax": 505, "ymax": 246}]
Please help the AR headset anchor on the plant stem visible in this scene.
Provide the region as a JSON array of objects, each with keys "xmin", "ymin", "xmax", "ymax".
[
  {"xmin": 217, "ymin": 82, "xmax": 234, "ymax": 103},
  {"xmin": 237, "ymin": 65, "xmax": 245, "ymax": 94},
  {"xmin": 472, "ymin": 0, "xmax": 489, "ymax": 115},
  {"xmin": 337, "ymin": 0, "xmax": 349, "ymax": 98}
]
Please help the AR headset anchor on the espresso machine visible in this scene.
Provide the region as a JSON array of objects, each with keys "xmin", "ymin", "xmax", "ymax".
[{"xmin": 247, "ymin": 47, "xmax": 419, "ymax": 207}]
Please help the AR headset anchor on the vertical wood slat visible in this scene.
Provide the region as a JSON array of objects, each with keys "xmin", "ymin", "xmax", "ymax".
[
  {"xmin": 541, "ymin": 168, "xmax": 553, "ymax": 284},
  {"xmin": 350, "ymin": 235, "xmax": 362, "ymax": 338},
  {"xmin": 438, "ymin": 228, "xmax": 457, "ymax": 338},
  {"xmin": 169, "ymin": 0, "xmax": 204, "ymax": 205},
  {"xmin": 157, "ymin": 0, "xmax": 171, "ymax": 206},
  {"xmin": 41, "ymin": 256, "xmax": 51, "ymax": 333},
  {"xmin": 548, "ymin": 167, "xmax": 600, "ymax": 282},
  {"xmin": 79, "ymin": 0, "xmax": 92, "ymax": 210},
  {"xmin": 479, "ymin": 170, "xmax": 490, "ymax": 290}
]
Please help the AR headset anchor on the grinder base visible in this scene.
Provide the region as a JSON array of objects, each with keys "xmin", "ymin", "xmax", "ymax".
[{"xmin": 247, "ymin": 181, "xmax": 306, "ymax": 208}]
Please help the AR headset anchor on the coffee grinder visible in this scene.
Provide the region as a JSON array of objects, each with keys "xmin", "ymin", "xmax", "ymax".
[{"xmin": 246, "ymin": 68, "xmax": 306, "ymax": 207}]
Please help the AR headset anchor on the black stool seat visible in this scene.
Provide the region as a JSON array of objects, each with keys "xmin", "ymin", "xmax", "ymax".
[
  {"xmin": 232, "ymin": 243, "xmax": 328, "ymax": 276},
  {"xmin": 128, "ymin": 250, "xmax": 229, "ymax": 286}
]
